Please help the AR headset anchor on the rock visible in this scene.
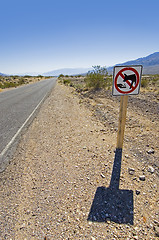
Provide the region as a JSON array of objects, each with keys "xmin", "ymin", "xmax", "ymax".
[
  {"xmin": 133, "ymin": 236, "xmax": 139, "ymax": 240},
  {"xmin": 91, "ymin": 237, "xmax": 96, "ymax": 240},
  {"xmin": 139, "ymin": 175, "xmax": 145, "ymax": 181},
  {"xmin": 101, "ymin": 173, "xmax": 105, "ymax": 178},
  {"xmin": 20, "ymin": 223, "xmax": 26, "ymax": 230},
  {"xmin": 128, "ymin": 168, "xmax": 135, "ymax": 175},
  {"xmin": 136, "ymin": 190, "xmax": 140, "ymax": 195},
  {"xmin": 147, "ymin": 149, "xmax": 155, "ymax": 154},
  {"xmin": 154, "ymin": 220, "xmax": 159, "ymax": 225},
  {"xmin": 147, "ymin": 166, "xmax": 155, "ymax": 173},
  {"xmin": 106, "ymin": 218, "xmax": 111, "ymax": 223},
  {"xmin": 26, "ymin": 210, "xmax": 30, "ymax": 215},
  {"xmin": 96, "ymin": 103, "xmax": 103, "ymax": 106},
  {"xmin": 88, "ymin": 221, "xmax": 92, "ymax": 225},
  {"xmin": 154, "ymin": 225, "xmax": 159, "ymax": 237}
]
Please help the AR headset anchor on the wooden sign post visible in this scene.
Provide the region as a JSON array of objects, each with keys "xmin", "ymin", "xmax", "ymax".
[
  {"xmin": 112, "ymin": 65, "xmax": 142, "ymax": 149},
  {"xmin": 116, "ymin": 95, "xmax": 128, "ymax": 149}
]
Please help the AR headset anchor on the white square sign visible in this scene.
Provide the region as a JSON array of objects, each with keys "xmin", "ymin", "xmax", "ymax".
[{"xmin": 112, "ymin": 65, "xmax": 143, "ymax": 96}]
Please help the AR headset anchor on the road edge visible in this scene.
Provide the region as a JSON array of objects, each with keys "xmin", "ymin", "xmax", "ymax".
[{"xmin": 0, "ymin": 79, "xmax": 56, "ymax": 172}]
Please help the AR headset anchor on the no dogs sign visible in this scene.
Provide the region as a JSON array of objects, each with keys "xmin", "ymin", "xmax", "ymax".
[{"xmin": 112, "ymin": 65, "xmax": 143, "ymax": 96}]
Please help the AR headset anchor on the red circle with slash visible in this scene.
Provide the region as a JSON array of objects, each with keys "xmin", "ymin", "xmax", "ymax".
[{"xmin": 115, "ymin": 67, "xmax": 140, "ymax": 94}]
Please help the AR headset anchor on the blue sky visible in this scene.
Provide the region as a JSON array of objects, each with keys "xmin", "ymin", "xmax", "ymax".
[{"xmin": 0, "ymin": 0, "xmax": 159, "ymax": 74}]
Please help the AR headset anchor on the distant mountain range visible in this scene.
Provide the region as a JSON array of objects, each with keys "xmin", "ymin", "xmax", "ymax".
[
  {"xmin": 43, "ymin": 68, "xmax": 92, "ymax": 76},
  {"xmin": 44, "ymin": 52, "xmax": 159, "ymax": 76},
  {"xmin": 1, "ymin": 52, "xmax": 159, "ymax": 76},
  {"xmin": 107, "ymin": 52, "xmax": 159, "ymax": 74},
  {"xmin": 0, "ymin": 72, "xmax": 6, "ymax": 76}
]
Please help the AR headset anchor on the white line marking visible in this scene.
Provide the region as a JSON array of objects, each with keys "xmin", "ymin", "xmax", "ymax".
[{"xmin": 0, "ymin": 92, "xmax": 48, "ymax": 157}]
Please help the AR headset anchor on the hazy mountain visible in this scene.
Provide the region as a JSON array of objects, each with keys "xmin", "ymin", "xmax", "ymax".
[
  {"xmin": 0, "ymin": 72, "xmax": 6, "ymax": 76},
  {"xmin": 17, "ymin": 72, "xmax": 42, "ymax": 76},
  {"xmin": 2, "ymin": 52, "xmax": 159, "ymax": 76},
  {"xmin": 107, "ymin": 52, "xmax": 159, "ymax": 74},
  {"xmin": 43, "ymin": 68, "xmax": 92, "ymax": 76}
]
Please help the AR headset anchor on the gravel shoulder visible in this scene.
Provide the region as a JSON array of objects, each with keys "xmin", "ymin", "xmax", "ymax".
[{"xmin": 0, "ymin": 82, "xmax": 158, "ymax": 239}]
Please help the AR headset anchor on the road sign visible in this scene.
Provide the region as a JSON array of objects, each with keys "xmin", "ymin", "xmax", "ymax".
[{"xmin": 112, "ymin": 65, "xmax": 143, "ymax": 96}]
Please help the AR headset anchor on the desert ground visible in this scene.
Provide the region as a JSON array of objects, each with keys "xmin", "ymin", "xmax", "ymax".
[{"xmin": 0, "ymin": 74, "xmax": 158, "ymax": 239}]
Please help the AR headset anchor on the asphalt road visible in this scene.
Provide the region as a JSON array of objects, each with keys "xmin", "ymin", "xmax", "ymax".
[{"xmin": 0, "ymin": 78, "xmax": 56, "ymax": 171}]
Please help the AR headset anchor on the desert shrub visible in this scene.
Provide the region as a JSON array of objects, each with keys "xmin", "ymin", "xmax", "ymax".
[
  {"xmin": 18, "ymin": 78, "xmax": 25, "ymax": 85},
  {"xmin": 141, "ymin": 78, "xmax": 148, "ymax": 88},
  {"xmin": 24, "ymin": 75, "xmax": 32, "ymax": 78},
  {"xmin": 37, "ymin": 75, "xmax": 43, "ymax": 78},
  {"xmin": 85, "ymin": 65, "xmax": 108, "ymax": 90},
  {"xmin": 69, "ymin": 82, "xmax": 74, "ymax": 87},
  {"xmin": 1, "ymin": 82, "xmax": 17, "ymax": 88},
  {"xmin": 0, "ymin": 80, "xmax": 24, "ymax": 89},
  {"xmin": 152, "ymin": 75, "xmax": 159, "ymax": 86},
  {"xmin": 63, "ymin": 79, "xmax": 71, "ymax": 85},
  {"xmin": 58, "ymin": 74, "xmax": 64, "ymax": 78},
  {"xmin": 74, "ymin": 83, "xmax": 85, "ymax": 92}
]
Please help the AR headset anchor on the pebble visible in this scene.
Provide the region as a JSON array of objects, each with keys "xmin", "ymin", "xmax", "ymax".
[
  {"xmin": 128, "ymin": 168, "xmax": 135, "ymax": 175},
  {"xmin": 147, "ymin": 149, "xmax": 155, "ymax": 154},
  {"xmin": 88, "ymin": 221, "xmax": 92, "ymax": 225},
  {"xmin": 26, "ymin": 210, "xmax": 30, "ymax": 215},
  {"xmin": 133, "ymin": 236, "xmax": 138, "ymax": 240},
  {"xmin": 147, "ymin": 166, "xmax": 155, "ymax": 173},
  {"xmin": 154, "ymin": 225, "xmax": 159, "ymax": 237},
  {"xmin": 139, "ymin": 175, "xmax": 145, "ymax": 181},
  {"xmin": 136, "ymin": 190, "xmax": 140, "ymax": 195},
  {"xmin": 20, "ymin": 223, "xmax": 25, "ymax": 229},
  {"xmin": 101, "ymin": 173, "xmax": 105, "ymax": 178},
  {"xmin": 91, "ymin": 237, "xmax": 96, "ymax": 240},
  {"xmin": 154, "ymin": 220, "xmax": 159, "ymax": 225}
]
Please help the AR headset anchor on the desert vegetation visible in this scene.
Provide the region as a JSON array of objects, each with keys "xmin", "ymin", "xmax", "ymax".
[
  {"xmin": 141, "ymin": 74, "xmax": 159, "ymax": 92},
  {"xmin": 84, "ymin": 65, "xmax": 108, "ymax": 89},
  {"xmin": 58, "ymin": 66, "xmax": 159, "ymax": 94},
  {"xmin": 0, "ymin": 75, "xmax": 51, "ymax": 90},
  {"xmin": 58, "ymin": 66, "xmax": 112, "ymax": 92}
]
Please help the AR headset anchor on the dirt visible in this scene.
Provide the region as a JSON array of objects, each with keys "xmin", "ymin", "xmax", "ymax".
[
  {"xmin": 78, "ymin": 88, "xmax": 159, "ymax": 169},
  {"xmin": 0, "ymin": 82, "xmax": 158, "ymax": 239}
]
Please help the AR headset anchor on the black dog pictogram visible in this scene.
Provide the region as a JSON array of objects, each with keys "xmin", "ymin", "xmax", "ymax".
[{"xmin": 123, "ymin": 74, "xmax": 136, "ymax": 89}]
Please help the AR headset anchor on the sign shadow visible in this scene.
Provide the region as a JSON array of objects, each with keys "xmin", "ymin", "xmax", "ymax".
[{"xmin": 87, "ymin": 148, "xmax": 134, "ymax": 224}]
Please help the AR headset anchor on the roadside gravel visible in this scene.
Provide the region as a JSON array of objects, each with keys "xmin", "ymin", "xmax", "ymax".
[{"xmin": 0, "ymin": 82, "xmax": 158, "ymax": 239}]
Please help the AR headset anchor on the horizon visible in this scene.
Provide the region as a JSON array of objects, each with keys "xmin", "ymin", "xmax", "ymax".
[{"xmin": 0, "ymin": 0, "xmax": 159, "ymax": 75}]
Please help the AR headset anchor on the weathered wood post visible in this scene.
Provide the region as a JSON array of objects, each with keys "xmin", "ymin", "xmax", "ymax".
[{"xmin": 116, "ymin": 95, "xmax": 128, "ymax": 149}]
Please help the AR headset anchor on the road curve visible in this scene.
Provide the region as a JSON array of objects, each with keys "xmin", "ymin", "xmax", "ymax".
[{"xmin": 0, "ymin": 78, "xmax": 56, "ymax": 171}]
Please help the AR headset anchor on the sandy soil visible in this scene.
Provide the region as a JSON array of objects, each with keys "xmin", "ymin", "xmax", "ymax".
[{"xmin": 0, "ymin": 82, "xmax": 158, "ymax": 239}]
